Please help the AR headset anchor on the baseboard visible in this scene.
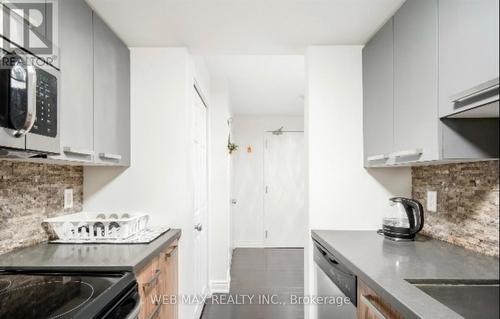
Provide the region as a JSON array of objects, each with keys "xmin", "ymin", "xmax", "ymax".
[
  {"xmin": 209, "ymin": 251, "xmax": 233, "ymax": 294},
  {"xmin": 209, "ymin": 278, "xmax": 230, "ymax": 294},
  {"xmin": 233, "ymin": 240, "xmax": 264, "ymax": 248}
]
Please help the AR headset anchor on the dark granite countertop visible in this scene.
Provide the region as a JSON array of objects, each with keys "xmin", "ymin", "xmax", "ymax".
[
  {"xmin": 312, "ymin": 230, "xmax": 499, "ymax": 319},
  {"xmin": 0, "ymin": 229, "xmax": 181, "ymax": 273}
]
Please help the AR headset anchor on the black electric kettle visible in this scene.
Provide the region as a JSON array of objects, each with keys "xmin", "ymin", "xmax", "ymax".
[{"xmin": 380, "ymin": 197, "xmax": 424, "ymax": 241}]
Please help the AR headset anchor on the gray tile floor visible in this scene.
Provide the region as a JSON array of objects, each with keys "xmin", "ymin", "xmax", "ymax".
[{"xmin": 201, "ymin": 248, "xmax": 304, "ymax": 319}]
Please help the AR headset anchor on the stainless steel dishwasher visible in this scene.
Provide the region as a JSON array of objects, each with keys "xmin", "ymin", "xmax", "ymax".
[{"xmin": 314, "ymin": 239, "xmax": 357, "ymax": 318}]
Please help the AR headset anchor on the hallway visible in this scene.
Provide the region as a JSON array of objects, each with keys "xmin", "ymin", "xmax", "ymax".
[{"xmin": 201, "ymin": 248, "xmax": 304, "ymax": 319}]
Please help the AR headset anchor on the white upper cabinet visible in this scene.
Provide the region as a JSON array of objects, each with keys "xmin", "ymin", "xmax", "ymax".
[
  {"xmin": 55, "ymin": 0, "xmax": 94, "ymax": 163},
  {"xmin": 362, "ymin": 0, "xmax": 499, "ymax": 167},
  {"xmin": 362, "ymin": 18, "xmax": 394, "ymax": 167},
  {"xmin": 438, "ymin": 0, "xmax": 499, "ymax": 118},
  {"xmin": 51, "ymin": 1, "xmax": 130, "ymax": 166},
  {"xmin": 92, "ymin": 13, "xmax": 131, "ymax": 166},
  {"xmin": 393, "ymin": 0, "xmax": 439, "ymax": 163}
]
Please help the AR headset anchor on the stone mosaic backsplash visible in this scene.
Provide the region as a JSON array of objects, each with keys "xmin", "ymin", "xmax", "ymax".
[
  {"xmin": 412, "ymin": 160, "xmax": 499, "ymax": 257},
  {"xmin": 0, "ymin": 161, "xmax": 83, "ymax": 255}
]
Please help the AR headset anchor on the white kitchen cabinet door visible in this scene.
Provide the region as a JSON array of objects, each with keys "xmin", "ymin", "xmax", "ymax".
[
  {"xmin": 438, "ymin": 0, "xmax": 499, "ymax": 118},
  {"xmin": 92, "ymin": 12, "xmax": 130, "ymax": 166},
  {"xmin": 393, "ymin": 0, "xmax": 439, "ymax": 163},
  {"xmin": 54, "ymin": 0, "xmax": 94, "ymax": 163},
  {"xmin": 362, "ymin": 18, "xmax": 394, "ymax": 167}
]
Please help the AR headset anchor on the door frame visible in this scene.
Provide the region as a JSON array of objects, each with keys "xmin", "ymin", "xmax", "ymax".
[{"xmin": 192, "ymin": 82, "xmax": 209, "ymax": 317}]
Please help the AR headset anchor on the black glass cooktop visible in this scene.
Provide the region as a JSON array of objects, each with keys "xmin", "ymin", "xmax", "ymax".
[{"xmin": 0, "ymin": 272, "xmax": 123, "ymax": 319}]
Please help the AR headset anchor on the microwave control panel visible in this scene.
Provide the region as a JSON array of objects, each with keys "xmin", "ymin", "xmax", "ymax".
[{"xmin": 31, "ymin": 69, "xmax": 58, "ymax": 137}]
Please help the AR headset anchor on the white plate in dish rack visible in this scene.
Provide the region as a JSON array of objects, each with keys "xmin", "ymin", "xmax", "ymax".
[
  {"xmin": 49, "ymin": 226, "xmax": 171, "ymax": 244},
  {"xmin": 44, "ymin": 212, "xmax": 149, "ymax": 241}
]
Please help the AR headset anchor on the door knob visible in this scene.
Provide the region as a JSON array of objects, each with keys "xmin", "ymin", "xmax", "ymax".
[{"xmin": 194, "ymin": 223, "xmax": 203, "ymax": 232}]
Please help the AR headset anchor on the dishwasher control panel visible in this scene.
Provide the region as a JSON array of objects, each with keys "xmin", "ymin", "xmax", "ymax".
[{"xmin": 313, "ymin": 239, "xmax": 357, "ymax": 306}]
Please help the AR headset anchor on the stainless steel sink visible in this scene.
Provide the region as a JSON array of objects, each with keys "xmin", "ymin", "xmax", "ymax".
[{"xmin": 407, "ymin": 279, "xmax": 499, "ymax": 319}]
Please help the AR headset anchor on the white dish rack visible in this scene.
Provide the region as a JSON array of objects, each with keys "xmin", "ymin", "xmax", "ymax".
[{"xmin": 44, "ymin": 212, "xmax": 149, "ymax": 241}]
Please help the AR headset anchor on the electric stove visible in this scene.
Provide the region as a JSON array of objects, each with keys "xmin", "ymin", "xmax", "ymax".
[{"xmin": 0, "ymin": 271, "xmax": 138, "ymax": 319}]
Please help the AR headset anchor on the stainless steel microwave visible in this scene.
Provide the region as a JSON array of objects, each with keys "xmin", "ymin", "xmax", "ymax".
[{"xmin": 0, "ymin": 40, "xmax": 60, "ymax": 158}]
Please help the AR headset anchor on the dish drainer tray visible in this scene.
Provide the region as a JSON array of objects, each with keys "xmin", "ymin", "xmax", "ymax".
[
  {"xmin": 44, "ymin": 212, "xmax": 149, "ymax": 241},
  {"xmin": 49, "ymin": 226, "xmax": 171, "ymax": 244}
]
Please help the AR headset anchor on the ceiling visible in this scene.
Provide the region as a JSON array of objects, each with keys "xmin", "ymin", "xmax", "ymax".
[
  {"xmin": 86, "ymin": 0, "xmax": 405, "ymax": 54},
  {"xmin": 86, "ymin": 0, "xmax": 405, "ymax": 116},
  {"xmin": 206, "ymin": 55, "xmax": 304, "ymax": 115}
]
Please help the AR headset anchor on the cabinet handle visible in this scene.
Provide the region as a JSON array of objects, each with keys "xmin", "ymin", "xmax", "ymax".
[
  {"xmin": 367, "ymin": 154, "xmax": 388, "ymax": 162},
  {"xmin": 389, "ymin": 148, "xmax": 423, "ymax": 158},
  {"xmin": 360, "ymin": 295, "xmax": 388, "ymax": 319},
  {"xmin": 99, "ymin": 152, "xmax": 122, "ymax": 160},
  {"xmin": 164, "ymin": 245, "xmax": 178, "ymax": 260},
  {"xmin": 147, "ymin": 301, "xmax": 162, "ymax": 319},
  {"xmin": 142, "ymin": 269, "xmax": 161, "ymax": 292},
  {"xmin": 450, "ymin": 77, "xmax": 499, "ymax": 103},
  {"xmin": 63, "ymin": 147, "xmax": 94, "ymax": 157}
]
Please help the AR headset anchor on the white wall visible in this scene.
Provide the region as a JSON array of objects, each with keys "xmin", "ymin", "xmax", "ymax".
[
  {"xmin": 84, "ymin": 48, "xmax": 210, "ymax": 319},
  {"xmin": 305, "ymin": 46, "xmax": 411, "ymax": 318},
  {"xmin": 207, "ymin": 77, "xmax": 232, "ymax": 293},
  {"xmin": 231, "ymin": 115, "xmax": 304, "ymax": 247}
]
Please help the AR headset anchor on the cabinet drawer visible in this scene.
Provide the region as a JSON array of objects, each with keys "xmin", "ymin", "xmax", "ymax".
[
  {"xmin": 160, "ymin": 242, "xmax": 179, "ymax": 319},
  {"xmin": 136, "ymin": 256, "xmax": 163, "ymax": 319},
  {"xmin": 135, "ymin": 242, "xmax": 179, "ymax": 319},
  {"xmin": 357, "ymin": 279, "xmax": 402, "ymax": 319}
]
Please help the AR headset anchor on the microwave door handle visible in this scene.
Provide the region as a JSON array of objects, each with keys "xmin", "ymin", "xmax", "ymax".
[{"xmin": 13, "ymin": 65, "xmax": 37, "ymax": 137}]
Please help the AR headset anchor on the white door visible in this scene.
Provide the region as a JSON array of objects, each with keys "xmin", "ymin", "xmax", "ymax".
[
  {"xmin": 192, "ymin": 88, "xmax": 208, "ymax": 314},
  {"xmin": 264, "ymin": 132, "xmax": 305, "ymax": 247}
]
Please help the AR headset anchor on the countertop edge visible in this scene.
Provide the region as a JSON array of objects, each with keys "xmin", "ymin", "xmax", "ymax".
[
  {"xmin": 0, "ymin": 229, "xmax": 182, "ymax": 273},
  {"xmin": 131, "ymin": 228, "xmax": 181, "ymax": 272},
  {"xmin": 311, "ymin": 231, "xmax": 460, "ymax": 319}
]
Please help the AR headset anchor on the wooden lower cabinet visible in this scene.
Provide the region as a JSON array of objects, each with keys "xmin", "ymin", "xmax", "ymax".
[
  {"xmin": 135, "ymin": 241, "xmax": 179, "ymax": 319},
  {"xmin": 161, "ymin": 243, "xmax": 178, "ymax": 319},
  {"xmin": 357, "ymin": 279, "xmax": 402, "ymax": 319}
]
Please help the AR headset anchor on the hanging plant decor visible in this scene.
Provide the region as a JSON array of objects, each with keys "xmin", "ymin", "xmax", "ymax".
[
  {"xmin": 227, "ymin": 133, "xmax": 238, "ymax": 154},
  {"xmin": 226, "ymin": 117, "xmax": 238, "ymax": 154}
]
